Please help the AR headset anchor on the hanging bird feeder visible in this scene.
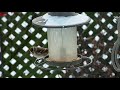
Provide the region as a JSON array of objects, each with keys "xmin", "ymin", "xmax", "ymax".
[{"xmin": 32, "ymin": 12, "xmax": 93, "ymax": 70}]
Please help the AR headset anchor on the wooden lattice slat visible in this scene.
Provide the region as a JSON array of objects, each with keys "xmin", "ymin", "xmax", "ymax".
[{"xmin": 0, "ymin": 12, "xmax": 120, "ymax": 78}]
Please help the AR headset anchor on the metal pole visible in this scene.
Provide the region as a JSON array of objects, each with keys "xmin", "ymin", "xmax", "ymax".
[
  {"xmin": 48, "ymin": 12, "xmax": 78, "ymax": 16},
  {"xmin": 112, "ymin": 16, "xmax": 120, "ymax": 72}
]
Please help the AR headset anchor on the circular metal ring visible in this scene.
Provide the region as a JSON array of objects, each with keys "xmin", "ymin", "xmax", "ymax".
[{"xmin": 34, "ymin": 55, "xmax": 93, "ymax": 71}]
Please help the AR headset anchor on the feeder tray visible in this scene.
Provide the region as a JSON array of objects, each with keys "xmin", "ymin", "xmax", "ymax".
[{"xmin": 34, "ymin": 55, "xmax": 93, "ymax": 71}]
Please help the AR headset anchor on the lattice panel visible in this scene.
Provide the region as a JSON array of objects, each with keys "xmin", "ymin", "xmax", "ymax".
[{"xmin": 0, "ymin": 12, "xmax": 120, "ymax": 78}]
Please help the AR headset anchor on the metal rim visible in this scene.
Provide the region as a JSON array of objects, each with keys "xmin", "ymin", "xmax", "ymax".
[
  {"xmin": 32, "ymin": 18, "xmax": 91, "ymax": 28},
  {"xmin": 34, "ymin": 55, "xmax": 93, "ymax": 71}
]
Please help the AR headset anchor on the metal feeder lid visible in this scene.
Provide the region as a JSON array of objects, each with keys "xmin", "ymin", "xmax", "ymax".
[{"xmin": 32, "ymin": 12, "xmax": 91, "ymax": 28}]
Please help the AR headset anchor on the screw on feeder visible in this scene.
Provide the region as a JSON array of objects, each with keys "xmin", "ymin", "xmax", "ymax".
[{"xmin": 32, "ymin": 12, "xmax": 93, "ymax": 70}]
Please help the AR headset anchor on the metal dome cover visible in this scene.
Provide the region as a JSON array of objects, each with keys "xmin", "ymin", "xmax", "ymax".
[{"xmin": 32, "ymin": 12, "xmax": 91, "ymax": 28}]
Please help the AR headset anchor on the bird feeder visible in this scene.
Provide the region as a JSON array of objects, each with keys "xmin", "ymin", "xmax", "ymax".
[{"xmin": 32, "ymin": 12, "xmax": 91, "ymax": 67}]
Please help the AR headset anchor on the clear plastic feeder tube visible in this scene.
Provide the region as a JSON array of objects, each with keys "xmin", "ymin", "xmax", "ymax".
[{"xmin": 47, "ymin": 27, "xmax": 77, "ymax": 62}]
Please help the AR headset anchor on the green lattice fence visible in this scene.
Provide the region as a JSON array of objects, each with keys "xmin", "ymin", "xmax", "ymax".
[{"xmin": 0, "ymin": 12, "xmax": 120, "ymax": 78}]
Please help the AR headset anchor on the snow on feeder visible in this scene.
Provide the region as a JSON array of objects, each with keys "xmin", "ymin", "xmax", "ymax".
[{"xmin": 32, "ymin": 12, "xmax": 92, "ymax": 69}]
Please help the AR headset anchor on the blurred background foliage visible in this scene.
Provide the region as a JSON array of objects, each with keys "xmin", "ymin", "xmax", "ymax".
[{"xmin": 0, "ymin": 12, "xmax": 120, "ymax": 78}]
